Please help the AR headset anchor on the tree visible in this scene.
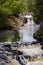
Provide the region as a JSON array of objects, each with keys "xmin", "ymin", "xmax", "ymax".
[
  {"xmin": 33, "ymin": 0, "xmax": 43, "ymax": 24},
  {"xmin": 0, "ymin": 0, "xmax": 36, "ymax": 16},
  {"xmin": 33, "ymin": 0, "xmax": 43, "ymax": 42},
  {"xmin": 0, "ymin": 0, "xmax": 26, "ymax": 16},
  {"xmin": 0, "ymin": 7, "xmax": 12, "ymax": 29},
  {"xmin": 27, "ymin": 0, "xmax": 35, "ymax": 12}
]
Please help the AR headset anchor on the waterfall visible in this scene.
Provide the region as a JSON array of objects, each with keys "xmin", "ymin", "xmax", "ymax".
[{"xmin": 19, "ymin": 14, "xmax": 39, "ymax": 43}]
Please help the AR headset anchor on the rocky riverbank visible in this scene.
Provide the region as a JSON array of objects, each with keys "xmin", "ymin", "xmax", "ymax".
[{"xmin": 0, "ymin": 42, "xmax": 43, "ymax": 65}]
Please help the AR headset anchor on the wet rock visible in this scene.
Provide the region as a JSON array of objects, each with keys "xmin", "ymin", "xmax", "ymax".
[
  {"xmin": 0, "ymin": 61, "xmax": 11, "ymax": 65},
  {"xmin": 41, "ymin": 45, "xmax": 43, "ymax": 49},
  {"xmin": 1, "ymin": 61, "xmax": 6, "ymax": 65},
  {"xmin": 31, "ymin": 41, "xmax": 38, "ymax": 45},
  {"xmin": 0, "ymin": 54, "xmax": 8, "ymax": 60},
  {"xmin": 3, "ymin": 44, "xmax": 12, "ymax": 51},
  {"xmin": 24, "ymin": 55, "xmax": 31, "ymax": 61},
  {"xmin": 0, "ymin": 45, "xmax": 5, "ymax": 51},
  {"xmin": 9, "ymin": 50, "xmax": 23, "ymax": 55},
  {"xmin": 16, "ymin": 55, "xmax": 26, "ymax": 65},
  {"xmin": 0, "ymin": 54, "xmax": 10, "ymax": 63},
  {"xmin": 40, "ymin": 42, "xmax": 43, "ymax": 45},
  {"xmin": 12, "ymin": 42, "xmax": 19, "ymax": 47},
  {"xmin": 33, "ymin": 32, "xmax": 43, "ymax": 42},
  {"xmin": 21, "ymin": 42, "xmax": 31, "ymax": 46}
]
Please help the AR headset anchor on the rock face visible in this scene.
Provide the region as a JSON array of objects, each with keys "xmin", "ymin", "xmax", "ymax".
[
  {"xmin": 0, "ymin": 29, "xmax": 20, "ymax": 42},
  {"xmin": 33, "ymin": 32, "xmax": 43, "ymax": 42}
]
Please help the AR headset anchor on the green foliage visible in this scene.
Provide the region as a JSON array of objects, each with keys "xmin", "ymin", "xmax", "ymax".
[
  {"xmin": 0, "ymin": 30, "xmax": 20, "ymax": 42},
  {"xmin": 0, "ymin": 7, "xmax": 12, "ymax": 29},
  {"xmin": 0, "ymin": 0, "xmax": 25, "ymax": 16},
  {"xmin": 27, "ymin": 0, "xmax": 35, "ymax": 12},
  {"xmin": 6, "ymin": 31, "xmax": 20, "ymax": 42},
  {"xmin": 0, "ymin": 0, "xmax": 35, "ymax": 16},
  {"xmin": 33, "ymin": 0, "xmax": 43, "ymax": 42},
  {"xmin": 33, "ymin": 0, "xmax": 43, "ymax": 24}
]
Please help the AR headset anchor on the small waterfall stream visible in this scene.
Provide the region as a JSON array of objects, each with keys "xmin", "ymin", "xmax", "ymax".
[{"xmin": 19, "ymin": 15, "xmax": 39, "ymax": 43}]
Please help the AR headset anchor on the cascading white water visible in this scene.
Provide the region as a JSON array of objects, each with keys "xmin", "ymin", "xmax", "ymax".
[
  {"xmin": 19, "ymin": 15, "xmax": 39, "ymax": 42},
  {"xmin": 19, "ymin": 23, "xmax": 39, "ymax": 42}
]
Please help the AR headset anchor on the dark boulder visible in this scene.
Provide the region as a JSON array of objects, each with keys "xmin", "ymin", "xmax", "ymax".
[
  {"xmin": 31, "ymin": 41, "xmax": 38, "ymax": 45},
  {"xmin": 41, "ymin": 45, "xmax": 43, "ymax": 49},
  {"xmin": 33, "ymin": 33, "xmax": 43, "ymax": 42},
  {"xmin": 10, "ymin": 50, "xmax": 23, "ymax": 55},
  {"xmin": 3, "ymin": 44, "xmax": 12, "ymax": 51}
]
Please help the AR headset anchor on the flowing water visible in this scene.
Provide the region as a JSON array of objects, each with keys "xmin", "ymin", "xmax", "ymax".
[{"xmin": 19, "ymin": 22, "xmax": 39, "ymax": 43}]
